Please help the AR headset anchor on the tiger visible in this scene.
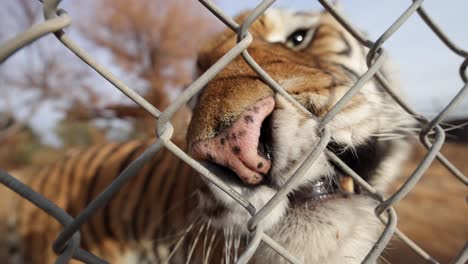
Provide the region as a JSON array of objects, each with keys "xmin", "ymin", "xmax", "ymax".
[{"xmin": 0, "ymin": 7, "xmax": 416, "ymax": 264}]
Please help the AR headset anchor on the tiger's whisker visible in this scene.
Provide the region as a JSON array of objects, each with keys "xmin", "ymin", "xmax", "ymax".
[
  {"xmin": 234, "ymin": 232, "xmax": 241, "ymax": 262},
  {"xmin": 224, "ymin": 226, "xmax": 235, "ymax": 264},
  {"xmin": 163, "ymin": 223, "xmax": 195, "ymax": 264},
  {"xmin": 186, "ymin": 223, "xmax": 206, "ymax": 264},
  {"xmin": 204, "ymin": 222, "xmax": 217, "ymax": 264},
  {"xmin": 202, "ymin": 219, "xmax": 212, "ymax": 264}
]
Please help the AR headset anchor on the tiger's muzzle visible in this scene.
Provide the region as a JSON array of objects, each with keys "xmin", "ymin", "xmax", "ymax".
[{"xmin": 191, "ymin": 96, "xmax": 275, "ymax": 185}]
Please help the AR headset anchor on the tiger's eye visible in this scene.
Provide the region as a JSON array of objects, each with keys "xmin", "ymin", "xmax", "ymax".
[{"xmin": 287, "ymin": 29, "xmax": 308, "ymax": 47}]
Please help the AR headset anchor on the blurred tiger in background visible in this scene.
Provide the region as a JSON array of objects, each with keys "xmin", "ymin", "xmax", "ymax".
[{"xmin": 0, "ymin": 6, "xmax": 465, "ymax": 264}]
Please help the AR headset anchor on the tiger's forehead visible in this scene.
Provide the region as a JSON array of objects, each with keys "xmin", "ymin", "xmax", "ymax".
[{"xmin": 261, "ymin": 9, "xmax": 321, "ymax": 43}]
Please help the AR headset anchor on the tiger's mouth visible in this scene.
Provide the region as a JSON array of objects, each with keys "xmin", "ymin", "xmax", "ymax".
[{"xmin": 289, "ymin": 174, "xmax": 357, "ymax": 206}]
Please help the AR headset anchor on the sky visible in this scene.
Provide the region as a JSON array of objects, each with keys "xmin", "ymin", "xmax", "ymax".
[{"xmin": 1, "ymin": 0, "xmax": 467, "ymax": 146}]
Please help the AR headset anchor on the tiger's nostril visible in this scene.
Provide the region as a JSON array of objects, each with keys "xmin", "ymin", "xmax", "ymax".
[
  {"xmin": 258, "ymin": 114, "xmax": 273, "ymax": 161},
  {"xmin": 190, "ymin": 97, "xmax": 275, "ymax": 185}
]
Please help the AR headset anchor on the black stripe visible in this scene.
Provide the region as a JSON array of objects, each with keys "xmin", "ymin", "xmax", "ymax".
[
  {"xmin": 83, "ymin": 144, "xmax": 122, "ymax": 245},
  {"xmin": 84, "ymin": 144, "xmax": 122, "ymax": 205},
  {"xmin": 327, "ymin": 61, "xmax": 361, "ymax": 81},
  {"xmin": 75, "ymin": 146, "xmax": 103, "ymax": 216},
  {"xmin": 309, "ymin": 25, "xmax": 353, "ymax": 57},
  {"xmin": 67, "ymin": 148, "xmax": 97, "ymax": 213},
  {"xmin": 307, "ymin": 25, "xmax": 323, "ymax": 50},
  {"xmin": 150, "ymin": 155, "xmax": 174, "ymax": 240},
  {"xmin": 130, "ymin": 151, "xmax": 164, "ymax": 240},
  {"xmin": 43, "ymin": 157, "xmax": 71, "ymax": 248},
  {"xmin": 149, "ymin": 158, "xmax": 174, "ymax": 238},
  {"xmin": 159, "ymin": 159, "xmax": 185, "ymax": 237},
  {"xmin": 35, "ymin": 166, "xmax": 53, "ymax": 196},
  {"xmin": 335, "ymin": 30, "xmax": 353, "ymax": 57},
  {"xmin": 100, "ymin": 142, "xmax": 145, "ymax": 239},
  {"xmin": 28, "ymin": 158, "xmax": 69, "ymax": 260},
  {"xmin": 104, "ymin": 141, "xmax": 150, "ymax": 240},
  {"xmin": 28, "ymin": 162, "xmax": 63, "ymax": 222}
]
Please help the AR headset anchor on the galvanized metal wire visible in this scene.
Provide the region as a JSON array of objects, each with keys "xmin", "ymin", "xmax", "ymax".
[{"xmin": 0, "ymin": 0, "xmax": 466, "ymax": 263}]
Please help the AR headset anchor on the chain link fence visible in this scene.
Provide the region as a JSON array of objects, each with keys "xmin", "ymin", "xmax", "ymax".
[{"xmin": 0, "ymin": 0, "xmax": 467, "ymax": 263}]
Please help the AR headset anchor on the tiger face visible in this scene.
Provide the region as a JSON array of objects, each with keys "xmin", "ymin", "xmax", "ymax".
[{"xmin": 187, "ymin": 8, "xmax": 412, "ymax": 263}]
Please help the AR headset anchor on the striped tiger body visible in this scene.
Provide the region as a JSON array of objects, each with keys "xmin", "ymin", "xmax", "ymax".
[
  {"xmin": 1, "ymin": 7, "xmax": 418, "ymax": 264},
  {"xmin": 12, "ymin": 140, "xmax": 204, "ymax": 263}
]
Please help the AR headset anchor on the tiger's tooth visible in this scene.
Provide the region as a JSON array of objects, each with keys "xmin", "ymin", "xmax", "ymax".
[{"xmin": 340, "ymin": 176, "xmax": 354, "ymax": 193}]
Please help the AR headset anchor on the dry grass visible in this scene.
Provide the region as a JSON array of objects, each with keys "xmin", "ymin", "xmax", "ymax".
[{"xmin": 385, "ymin": 142, "xmax": 468, "ymax": 263}]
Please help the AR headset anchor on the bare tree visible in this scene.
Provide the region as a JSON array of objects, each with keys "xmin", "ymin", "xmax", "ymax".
[
  {"xmin": 81, "ymin": 0, "xmax": 218, "ymax": 136},
  {"xmin": 0, "ymin": 0, "xmax": 98, "ymax": 144}
]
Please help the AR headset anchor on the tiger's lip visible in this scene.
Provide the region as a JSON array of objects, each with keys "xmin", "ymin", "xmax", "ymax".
[{"xmin": 191, "ymin": 97, "xmax": 275, "ymax": 185}]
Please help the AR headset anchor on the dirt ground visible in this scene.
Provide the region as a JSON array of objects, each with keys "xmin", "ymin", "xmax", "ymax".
[{"xmin": 384, "ymin": 142, "xmax": 467, "ymax": 264}]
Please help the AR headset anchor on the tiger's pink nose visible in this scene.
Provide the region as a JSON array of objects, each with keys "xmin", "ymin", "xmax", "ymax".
[{"xmin": 191, "ymin": 97, "xmax": 275, "ymax": 185}]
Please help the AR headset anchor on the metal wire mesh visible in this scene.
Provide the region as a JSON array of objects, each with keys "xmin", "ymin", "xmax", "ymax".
[{"xmin": 0, "ymin": 0, "xmax": 467, "ymax": 263}]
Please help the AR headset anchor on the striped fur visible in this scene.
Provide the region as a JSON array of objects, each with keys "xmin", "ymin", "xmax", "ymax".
[{"xmin": 13, "ymin": 140, "xmax": 203, "ymax": 263}]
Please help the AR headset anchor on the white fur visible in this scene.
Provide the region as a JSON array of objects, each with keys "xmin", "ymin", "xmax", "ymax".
[
  {"xmin": 114, "ymin": 240, "xmax": 157, "ymax": 264},
  {"xmin": 200, "ymin": 178, "xmax": 288, "ymax": 233},
  {"xmin": 258, "ymin": 197, "xmax": 382, "ymax": 264}
]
